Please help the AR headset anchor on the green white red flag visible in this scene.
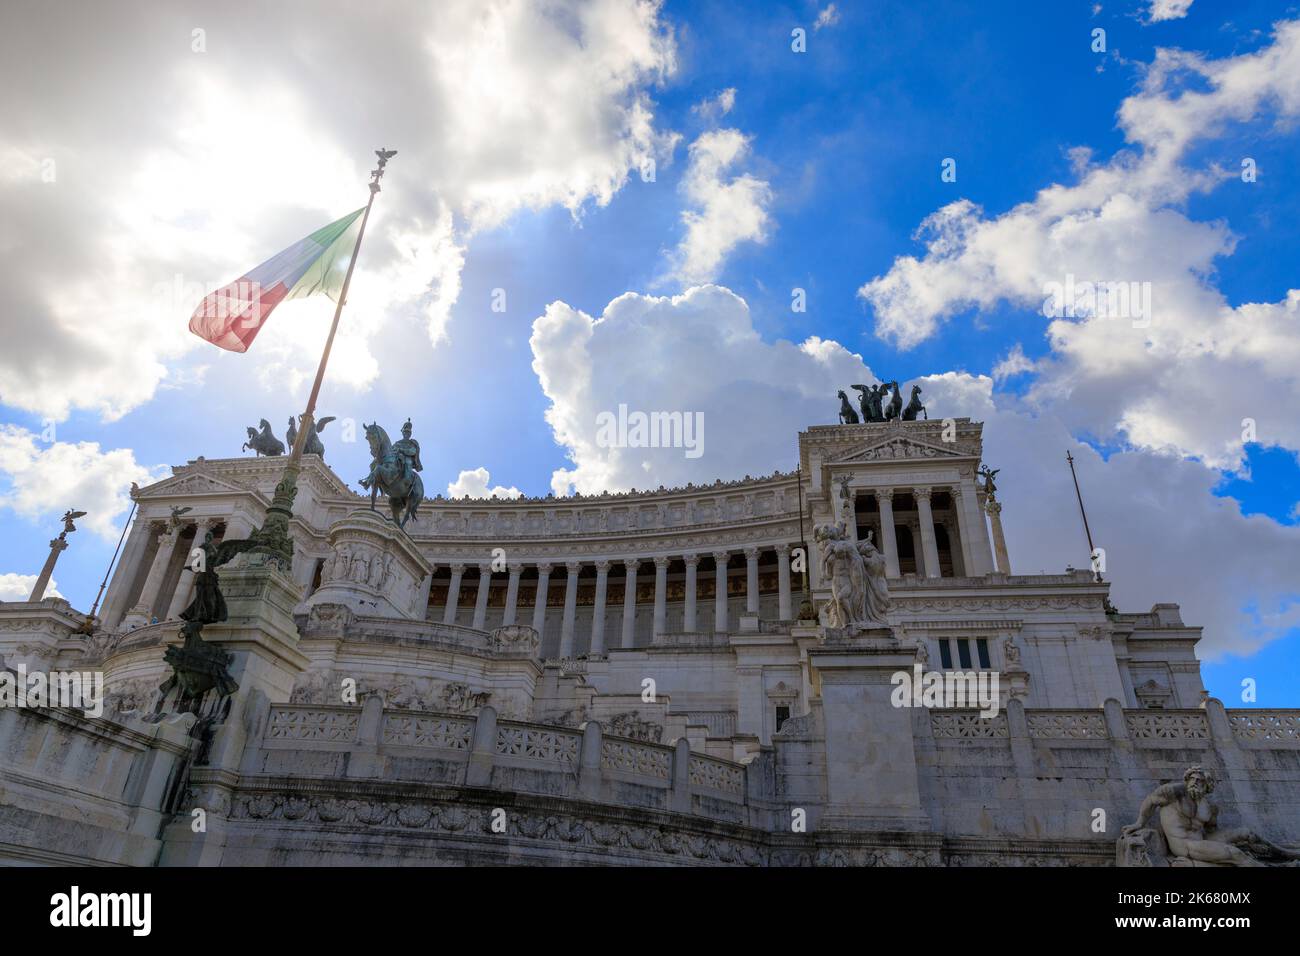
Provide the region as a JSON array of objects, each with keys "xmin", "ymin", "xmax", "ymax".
[{"xmin": 189, "ymin": 208, "xmax": 364, "ymax": 352}]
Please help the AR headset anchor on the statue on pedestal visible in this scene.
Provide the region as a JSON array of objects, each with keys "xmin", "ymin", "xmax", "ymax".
[
  {"xmin": 360, "ymin": 419, "xmax": 425, "ymax": 529},
  {"xmin": 816, "ymin": 522, "xmax": 892, "ymax": 629},
  {"xmin": 1118, "ymin": 765, "xmax": 1300, "ymax": 867}
]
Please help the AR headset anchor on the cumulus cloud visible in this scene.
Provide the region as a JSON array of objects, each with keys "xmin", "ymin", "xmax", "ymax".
[
  {"xmin": 993, "ymin": 343, "xmax": 1037, "ymax": 382},
  {"xmin": 446, "ymin": 467, "xmax": 523, "ymax": 500},
  {"xmin": 858, "ymin": 19, "xmax": 1300, "ymax": 471},
  {"xmin": 0, "ymin": 572, "xmax": 61, "ymax": 601},
  {"xmin": 0, "ymin": 0, "xmax": 679, "ymax": 421},
  {"xmin": 529, "ymin": 284, "xmax": 1299, "ymax": 659},
  {"xmin": 665, "ymin": 129, "xmax": 773, "ymax": 286},
  {"xmin": 692, "ymin": 88, "xmax": 736, "ymax": 121},
  {"xmin": 1147, "ymin": 0, "xmax": 1194, "ymax": 23},
  {"xmin": 814, "ymin": 4, "xmax": 841, "ymax": 31},
  {"xmin": 0, "ymin": 425, "xmax": 167, "ymax": 540}
]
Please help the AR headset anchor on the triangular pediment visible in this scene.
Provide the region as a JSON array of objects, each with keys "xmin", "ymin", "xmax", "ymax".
[
  {"xmin": 134, "ymin": 469, "xmax": 260, "ymax": 501},
  {"xmin": 831, "ymin": 435, "xmax": 973, "ymax": 464}
]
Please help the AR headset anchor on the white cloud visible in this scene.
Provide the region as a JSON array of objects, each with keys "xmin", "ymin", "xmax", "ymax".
[
  {"xmin": 692, "ymin": 88, "xmax": 736, "ymax": 121},
  {"xmin": 814, "ymin": 4, "xmax": 841, "ymax": 31},
  {"xmin": 858, "ymin": 19, "xmax": 1300, "ymax": 471},
  {"xmin": 446, "ymin": 467, "xmax": 523, "ymax": 500},
  {"xmin": 992, "ymin": 343, "xmax": 1037, "ymax": 382},
  {"xmin": 0, "ymin": 425, "xmax": 167, "ymax": 540},
  {"xmin": 529, "ymin": 284, "xmax": 1300, "ymax": 659},
  {"xmin": 1147, "ymin": 0, "xmax": 1194, "ymax": 23},
  {"xmin": 0, "ymin": 572, "xmax": 61, "ymax": 601},
  {"xmin": 0, "ymin": 0, "xmax": 679, "ymax": 421},
  {"xmin": 665, "ymin": 130, "xmax": 773, "ymax": 286}
]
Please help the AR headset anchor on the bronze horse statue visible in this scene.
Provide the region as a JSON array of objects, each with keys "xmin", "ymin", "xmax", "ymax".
[
  {"xmin": 901, "ymin": 384, "xmax": 928, "ymax": 421},
  {"xmin": 883, "ymin": 381, "xmax": 903, "ymax": 421},
  {"xmin": 360, "ymin": 422, "xmax": 423, "ymax": 529},
  {"xmin": 837, "ymin": 390, "xmax": 860, "ymax": 424},
  {"xmin": 242, "ymin": 419, "xmax": 285, "ymax": 456}
]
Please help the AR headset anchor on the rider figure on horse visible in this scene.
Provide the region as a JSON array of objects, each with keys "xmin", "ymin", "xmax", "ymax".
[{"xmin": 392, "ymin": 418, "xmax": 422, "ymax": 485}]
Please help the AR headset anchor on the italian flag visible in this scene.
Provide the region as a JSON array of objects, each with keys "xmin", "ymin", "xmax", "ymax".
[{"xmin": 189, "ymin": 208, "xmax": 365, "ymax": 353}]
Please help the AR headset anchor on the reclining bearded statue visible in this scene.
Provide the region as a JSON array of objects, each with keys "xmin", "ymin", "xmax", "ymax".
[{"xmin": 1118, "ymin": 765, "xmax": 1300, "ymax": 867}]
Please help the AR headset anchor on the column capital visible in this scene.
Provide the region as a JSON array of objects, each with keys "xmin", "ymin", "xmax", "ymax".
[
  {"xmin": 477, "ymin": 560, "xmax": 493, "ymax": 573},
  {"xmin": 743, "ymin": 546, "xmax": 760, "ymax": 561},
  {"xmin": 507, "ymin": 562, "xmax": 525, "ymax": 575},
  {"xmin": 948, "ymin": 484, "xmax": 964, "ymax": 500},
  {"xmin": 653, "ymin": 555, "xmax": 671, "ymax": 569},
  {"xmin": 565, "ymin": 560, "xmax": 582, "ymax": 573},
  {"xmin": 912, "ymin": 486, "xmax": 933, "ymax": 502},
  {"xmin": 875, "ymin": 488, "xmax": 895, "ymax": 503},
  {"xmin": 774, "ymin": 542, "xmax": 790, "ymax": 557},
  {"xmin": 448, "ymin": 562, "xmax": 467, "ymax": 574},
  {"xmin": 623, "ymin": 558, "xmax": 640, "ymax": 572},
  {"xmin": 594, "ymin": 560, "xmax": 612, "ymax": 574},
  {"xmin": 711, "ymin": 550, "xmax": 730, "ymax": 565},
  {"xmin": 682, "ymin": 553, "xmax": 700, "ymax": 567},
  {"xmin": 535, "ymin": 562, "xmax": 553, "ymax": 575}
]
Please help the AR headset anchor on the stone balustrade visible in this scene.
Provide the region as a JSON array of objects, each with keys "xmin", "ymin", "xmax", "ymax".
[
  {"xmin": 258, "ymin": 702, "xmax": 754, "ymax": 818},
  {"xmin": 920, "ymin": 705, "xmax": 1299, "ymax": 746}
]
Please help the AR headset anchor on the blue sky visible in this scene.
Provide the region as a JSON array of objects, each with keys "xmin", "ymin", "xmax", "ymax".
[{"xmin": 1, "ymin": 0, "xmax": 1296, "ymax": 705}]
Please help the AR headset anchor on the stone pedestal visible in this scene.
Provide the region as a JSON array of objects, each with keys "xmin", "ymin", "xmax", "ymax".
[
  {"xmin": 304, "ymin": 508, "xmax": 434, "ymax": 620},
  {"xmin": 158, "ymin": 556, "xmax": 308, "ymax": 866},
  {"xmin": 807, "ymin": 627, "xmax": 930, "ymax": 831}
]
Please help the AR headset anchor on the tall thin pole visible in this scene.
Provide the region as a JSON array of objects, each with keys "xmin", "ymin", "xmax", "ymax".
[
  {"xmin": 289, "ymin": 149, "xmax": 394, "ymax": 460},
  {"xmin": 80, "ymin": 500, "xmax": 135, "ymax": 633},
  {"xmin": 1066, "ymin": 451, "xmax": 1100, "ymax": 582},
  {"xmin": 248, "ymin": 148, "xmax": 395, "ymax": 559}
]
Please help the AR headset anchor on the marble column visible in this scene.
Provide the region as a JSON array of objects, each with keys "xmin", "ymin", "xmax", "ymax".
[
  {"xmin": 653, "ymin": 556, "xmax": 669, "ymax": 639},
  {"xmin": 960, "ymin": 479, "xmax": 994, "ymax": 575},
  {"xmin": 472, "ymin": 562, "xmax": 492, "ymax": 630},
  {"xmin": 560, "ymin": 561, "xmax": 580, "ymax": 657},
  {"xmin": 167, "ymin": 519, "xmax": 214, "ymax": 620},
  {"xmin": 683, "ymin": 554, "xmax": 699, "ymax": 632},
  {"xmin": 776, "ymin": 544, "xmax": 792, "ymax": 620},
  {"xmin": 986, "ymin": 498, "xmax": 1010, "ymax": 573},
  {"xmin": 443, "ymin": 563, "xmax": 465, "ymax": 625},
  {"xmin": 744, "ymin": 547, "xmax": 760, "ymax": 614},
  {"xmin": 28, "ymin": 536, "xmax": 68, "ymax": 602},
  {"xmin": 713, "ymin": 550, "xmax": 729, "ymax": 634},
  {"xmin": 950, "ymin": 486, "xmax": 980, "ymax": 576},
  {"xmin": 874, "ymin": 489, "xmax": 901, "ymax": 578},
  {"xmin": 125, "ymin": 524, "xmax": 181, "ymax": 623},
  {"xmin": 100, "ymin": 517, "xmax": 153, "ymax": 628},
  {"xmin": 502, "ymin": 563, "xmax": 523, "ymax": 625},
  {"xmin": 621, "ymin": 560, "xmax": 639, "ymax": 649},
  {"xmin": 531, "ymin": 563, "xmax": 552, "ymax": 636},
  {"xmin": 590, "ymin": 561, "xmax": 610, "ymax": 655},
  {"xmin": 913, "ymin": 488, "xmax": 942, "ymax": 579}
]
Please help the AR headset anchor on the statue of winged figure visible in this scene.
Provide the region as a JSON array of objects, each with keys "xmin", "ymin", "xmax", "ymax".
[{"xmin": 286, "ymin": 414, "xmax": 337, "ymax": 459}]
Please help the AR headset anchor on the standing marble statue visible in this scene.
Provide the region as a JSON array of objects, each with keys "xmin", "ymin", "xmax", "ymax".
[{"xmin": 816, "ymin": 522, "xmax": 892, "ymax": 629}]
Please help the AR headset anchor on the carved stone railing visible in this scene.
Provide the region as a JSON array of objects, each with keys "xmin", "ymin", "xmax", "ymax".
[
  {"xmin": 1124, "ymin": 710, "xmax": 1210, "ymax": 741},
  {"xmin": 600, "ymin": 738, "xmax": 673, "ymax": 780},
  {"xmin": 495, "ymin": 721, "xmax": 582, "ymax": 765},
  {"xmin": 260, "ymin": 704, "xmax": 752, "ymax": 820},
  {"xmin": 930, "ymin": 711, "xmax": 1009, "ymax": 739},
  {"xmin": 1227, "ymin": 711, "xmax": 1300, "ymax": 742},
  {"xmin": 383, "ymin": 711, "xmax": 475, "ymax": 751},
  {"xmin": 265, "ymin": 704, "xmax": 360, "ymax": 744},
  {"xmin": 1026, "ymin": 711, "xmax": 1107, "ymax": 740},
  {"xmin": 688, "ymin": 753, "xmax": 745, "ymax": 797}
]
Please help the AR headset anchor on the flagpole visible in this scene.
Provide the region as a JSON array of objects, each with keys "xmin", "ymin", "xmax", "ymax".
[{"xmin": 247, "ymin": 148, "xmax": 396, "ymax": 561}]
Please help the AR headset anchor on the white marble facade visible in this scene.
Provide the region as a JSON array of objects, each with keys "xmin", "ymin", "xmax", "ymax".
[{"xmin": 2, "ymin": 417, "xmax": 1296, "ymax": 866}]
